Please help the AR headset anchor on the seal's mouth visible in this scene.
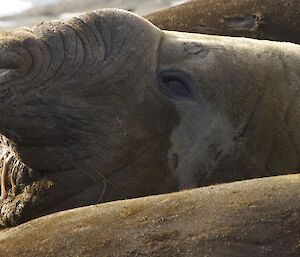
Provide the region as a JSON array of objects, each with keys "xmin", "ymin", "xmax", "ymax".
[
  {"xmin": 0, "ymin": 152, "xmax": 52, "ymax": 227},
  {"xmin": 0, "ymin": 135, "xmax": 56, "ymax": 227},
  {"xmin": 0, "ymin": 137, "xmax": 108, "ymax": 227}
]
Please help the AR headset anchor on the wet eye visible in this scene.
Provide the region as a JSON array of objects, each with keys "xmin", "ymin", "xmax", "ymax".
[{"xmin": 158, "ymin": 70, "xmax": 192, "ymax": 99}]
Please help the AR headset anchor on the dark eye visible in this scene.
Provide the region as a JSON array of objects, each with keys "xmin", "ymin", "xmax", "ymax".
[{"xmin": 158, "ymin": 70, "xmax": 192, "ymax": 99}]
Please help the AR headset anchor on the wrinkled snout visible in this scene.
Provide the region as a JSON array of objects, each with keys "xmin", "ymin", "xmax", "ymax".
[{"xmin": 0, "ymin": 32, "xmax": 36, "ymax": 85}]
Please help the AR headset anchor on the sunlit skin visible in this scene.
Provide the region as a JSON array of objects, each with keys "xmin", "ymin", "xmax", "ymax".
[{"xmin": 0, "ymin": 9, "xmax": 299, "ymax": 227}]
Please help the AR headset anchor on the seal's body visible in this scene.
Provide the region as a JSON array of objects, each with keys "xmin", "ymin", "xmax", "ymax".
[
  {"xmin": 147, "ymin": 0, "xmax": 300, "ymax": 44},
  {"xmin": 0, "ymin": 9, "xmax": 299, "ymax": 226}
]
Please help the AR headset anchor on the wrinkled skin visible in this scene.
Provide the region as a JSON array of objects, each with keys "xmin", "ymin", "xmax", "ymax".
[
  {"xmin": 0, "ymin": 9, "xmax": 299, "ymax": 226},
  {"xmin": 147, "ymin": 0, "xmax": 300, "ymax": 44}
]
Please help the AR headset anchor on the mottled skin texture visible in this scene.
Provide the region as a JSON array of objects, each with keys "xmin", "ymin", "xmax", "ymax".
[
  {"xmin": 147, "ymin": 0, "xmax": 300, "ymax": 44},
  {"xmin": 0, "ymin": 10, "xmax": 299, "ymax": 227},
  {"xmin": 0, "ymin": 174, "xmax": 299, "ymax": 257}
]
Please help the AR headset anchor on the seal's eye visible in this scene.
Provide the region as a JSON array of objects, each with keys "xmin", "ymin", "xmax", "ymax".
[{"xmin": 158, "ymin": 70, "xmax": 192, "ymax": 99}]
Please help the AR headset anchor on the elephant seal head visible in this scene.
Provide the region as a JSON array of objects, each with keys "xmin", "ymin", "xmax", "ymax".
[
  {"xmin": 0, "ymin": 9, "xmax": 299, "ymax": 226},
  {"xmin": 0, "ymin": 9, "xmax": 180, "ymax": 226}
]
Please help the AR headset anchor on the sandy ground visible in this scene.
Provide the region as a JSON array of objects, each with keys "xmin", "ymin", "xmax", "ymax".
[{"xmin": 0, "ymin": 0, "xmax": 182, "ymax": 29}]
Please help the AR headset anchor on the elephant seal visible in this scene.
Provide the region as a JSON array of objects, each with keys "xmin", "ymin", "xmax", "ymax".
[
  {"xmin": 0, "ymin": 174, "xmax": 299, "ymax": 257},
  {"xmin": 146, "ymin": 0, "xmax": 300, "ymax": 44},
  {"xmin": 0, "ymin": 9, "xmax": 299, "ymax": 227}
]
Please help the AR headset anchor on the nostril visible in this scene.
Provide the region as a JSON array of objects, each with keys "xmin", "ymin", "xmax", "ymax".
[
  {"xmin": 0, "ymin": 68, "xmax": 19, "ymax": 85},
  {"xmin": 0, "ymin": 51, "xmax": 29, "ymax": 84}
]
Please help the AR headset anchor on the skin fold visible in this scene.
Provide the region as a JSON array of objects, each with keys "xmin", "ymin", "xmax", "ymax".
[
  {"xmin": 0, "ymin": 9, "xmax": 299, "ymax": 227},
  {"xmin": 146, "ymin": 0, "xmax": 300, "ymax": 44}
]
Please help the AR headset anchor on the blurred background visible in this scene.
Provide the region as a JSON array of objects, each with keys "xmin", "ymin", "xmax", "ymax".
[{"xmin": 0, "ymin": 0, "xmax": 188, "ymax": 29}]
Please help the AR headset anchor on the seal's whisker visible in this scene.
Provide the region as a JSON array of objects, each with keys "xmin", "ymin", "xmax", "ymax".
[
  {"xmin": 114, "ymin": 142, "xmax": 139, "ymax": 154},
  {"xmin": 97, "ymin": 179, "xmax": 107, "ymax": 203},
  {"xmin": 93, "ymin": 169, "xmax": 116, "ymax": 188}
]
